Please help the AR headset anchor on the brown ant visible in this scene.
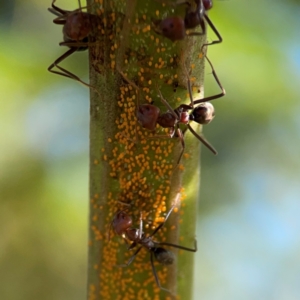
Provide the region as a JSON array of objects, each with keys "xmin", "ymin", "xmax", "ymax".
[
  {"xmin": 111, "ymin": 204, "xmax": 197, "ymax": 293},
  {"xmin": 137, "ymin": 56, "xmax": 225, "ymax": 163},
  {"xmin": 48, "ymin": 0, "xmax": 101, "ymax": 90},
  {"xmin": 153, "ymin": 0, "xmax": 222, "ymax": 47}
]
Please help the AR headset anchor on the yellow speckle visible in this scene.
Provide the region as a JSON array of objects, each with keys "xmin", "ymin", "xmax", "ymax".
[
  {"xmin": 183, "ymin": 153, "xmax": 190, "ymax": 159},
  {"xmin": 108, "ymin": 138, "xmax": 112, "ymax": 143},
  {"xmin": 155, "ymin": 10, "xmax": 159, "ymax": 16}
]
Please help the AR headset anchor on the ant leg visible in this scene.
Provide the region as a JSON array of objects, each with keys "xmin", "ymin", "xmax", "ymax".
[
  {"xmin": 187, "ymin": 123, "xmax": 217, "ymax": 155},
  {"xmin": 149, "ymin": 204, "xmax": 176, "ymax": 237},
  {"xmin": 138, "ymin": 211, "xmax": 143, "ymax": 240},
  {"xmin": 48, "ymin": 48, "xmax": 100, "ymax": 94},
  {"xmin": 156, "ymin": 86, "xmax": 179, "ymax": 120},
  {"xmin": 201, "ymin": 14, "xmax": 222, "ymax": 50},
  {"xmin": 176, "ymin": 128, "xmax": 185, "ymax": 165},
  {"xmin": 187, "ymin": 19, "xmax": 206, "ymax": 37},
  {"xmin": 117, "ymin": 68, "xmax": 140, "ymax": 91},
  {"xmin": 175, "ymin": 0, "xmax": 191, "ymax": 6},
  {"xmin": 60, "ymin": 41, "xmax": 98, "ymax": 48},
  {"xmin": 156, "ymin": 239, "xmax": 197, "ymax": 252},
  {"xmin": 150, "ymin": 252, "xmax": 171, "ymax": 293},
  {"xmin": 184, "ymin": 67, "xmax": 196, "ymax": 108},
  {"xmin": 156, "ymin": 75, "xmax": 188, "ymax": 164},
  {"xmin": 48, "ymin": 48, "xmax": 78, "ymax": 79},
  {"xmin": 48, "ymin": 8, "xmax": 64, "ymax": 18},
  {"xmin": 77, "ymin": 0, "xmax": 82, "ymax": 11},
  {"xmin": 50, "ymin": 0, "xmax": 70, "ymax": 16},
  {"xmin": 117, "ymin": 247, "xmax": 142, "ymax": 267},
  {"xmin": 193, "ymin": 55, "xmax": 225, "ymax": 104},
  {"xmin": 49, "ymin": 8, "xmax": 68, "ymax": 25}
]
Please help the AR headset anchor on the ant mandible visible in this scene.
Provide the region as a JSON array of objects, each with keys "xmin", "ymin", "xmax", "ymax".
[
  {"xmin": 137, "ymin": 56, "xmax": 225, "ymax": 163},
  {"xmin": 153, "ymin": 0, "xmax": 222, "ymax": 47},
  {"xmin": 111, "ymin": 204, "xmax": 197, "ymax": 293},
  {"xmin": 48, "ymin": 0, "xmax": 100, "ymax": 90}
]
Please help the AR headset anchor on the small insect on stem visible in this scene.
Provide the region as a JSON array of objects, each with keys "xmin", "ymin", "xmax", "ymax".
[
  {"xmin": 137, "ymin": 56, "xmax": 225, "ymax": 164},
  {"xmin": 111, "ymin": 202, "xmax": 197, "ymax": 293},
  {"xmin": 152, "ymin": 0, "xmax": 222, "ymax": 48},
  {"xmin": 48, "ymin": 0, "xmax": 101, "ymax": 93}
]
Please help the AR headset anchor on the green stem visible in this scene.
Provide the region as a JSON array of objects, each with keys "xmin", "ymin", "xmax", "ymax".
[{"xmin": 87, "ymin": 1, "xmax": 205, "ymax": 299}]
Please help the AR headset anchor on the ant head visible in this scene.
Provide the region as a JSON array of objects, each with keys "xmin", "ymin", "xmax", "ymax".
[
  {"xmin": 113, "ymin": 211, "xmax": 133, "ymax": 235},
  {"xmin": 202, "ymin": 0, "xmax": 213, "ymax": 11},
  {"xmin": 153, "ymin": 17, "xmax": 186, "ymax": 42},
  {"xmin": 137, "ymin": 104, "xmax": 160, "ymax": 131},
  {"xmin": 154, "ymin": 247, "xmax": 175, "ymax": 265},
  {"xmin": 191, "ymin": 102, "xmax": 215, "ymax": 124}
]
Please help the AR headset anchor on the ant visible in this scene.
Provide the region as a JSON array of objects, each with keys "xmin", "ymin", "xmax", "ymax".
[
  {"xmin": 137, "ymin": 56, "xmax": 225, "ymax": 163},
  {"xmin": 111, "ymin": 204, "xmax": 197, "ymax": 293},
  {"xmin": 153, "ymin": 0, "xmax": 222, "ymax": 47},
  {"xmin": 48, "ymin": 0, "xmax": 101, "ymax": 90}
]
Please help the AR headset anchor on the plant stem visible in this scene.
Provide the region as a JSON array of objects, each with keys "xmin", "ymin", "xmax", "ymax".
[{"xmin": 87, "ymin": 1, "xmax": 206, "ymax": 299}]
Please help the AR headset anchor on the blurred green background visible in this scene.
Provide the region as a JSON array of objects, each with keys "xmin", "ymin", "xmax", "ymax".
[{"xmin": 1, "ymin": 0, "xmax": 299, "ymax": 299}]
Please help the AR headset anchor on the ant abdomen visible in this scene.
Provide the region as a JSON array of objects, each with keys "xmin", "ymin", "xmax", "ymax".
[
  {"xmin": 63, "ymin": 12, "xmax": 92, "ymax": 42},
  {"xmin": 192, "ymin": 102, "xmax": 215, "ymax": 125},
  {"xmin": 154, "ymin": 247, "xmax": 175, "ymax": 265}
]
